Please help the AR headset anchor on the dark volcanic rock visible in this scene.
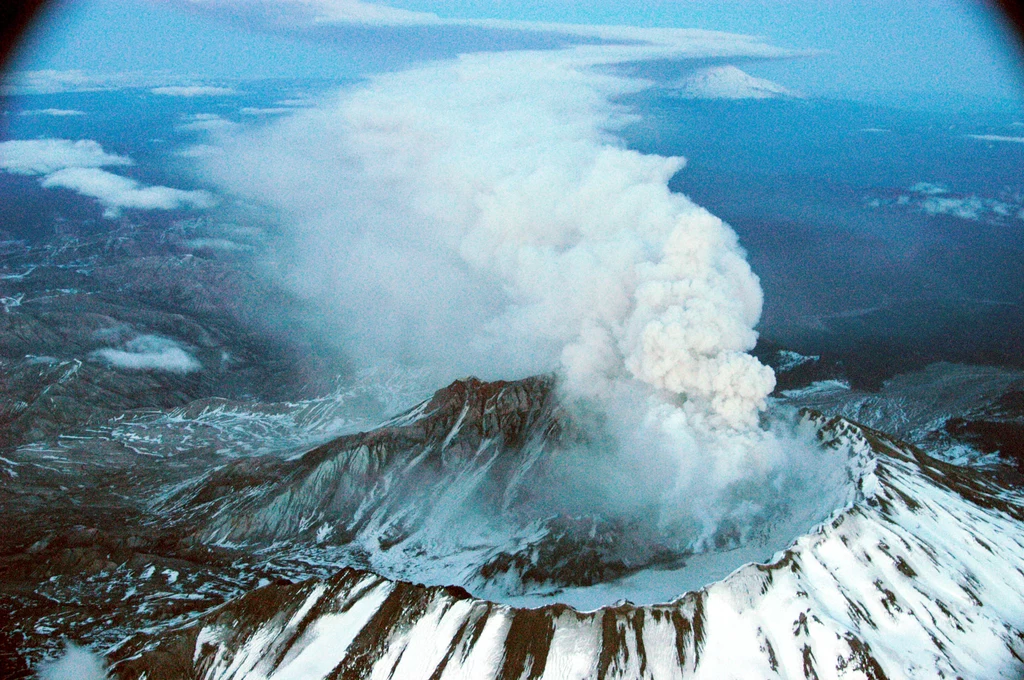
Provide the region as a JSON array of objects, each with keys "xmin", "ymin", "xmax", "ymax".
[{"xmin": 947, "ymin": 386, "xmax": 1024, "ymax": 470}]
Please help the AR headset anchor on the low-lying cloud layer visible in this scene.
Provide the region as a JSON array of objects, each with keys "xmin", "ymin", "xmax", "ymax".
[
  {"xmin": 865, "ymin": 181, "xmax": 1024, "ymax": 225},
  {"xmin": 967, "ymin": 134, "xmax": 1024, "ymax": 144},
  {"xmin": 0, "ymin": 138, "xmax": 216, "ymax": 218},
  {"xmin": 19, "ymin": 108, "xmax": 86, "ymax": 117},
  {"xmin": 35, "ymin": 643, "xmax": 107, "ymax": 680},
  {"xmin": 151, "ymin": 85, "xmax": 239, "ymax": 97},
  {"xmin": 90, "ymin": 335, "xmax": 203, "ymax": 373},
  {"xmin": 41, "ymin": 168, "xmax": 217, "ymax": 218},
  {"xmin": 178, "ymin": 113, "xmax": 240, "ymax": 133},
  {"xmin": 0, "ymin": 139, "xmax": 131, "ymax": 175}
]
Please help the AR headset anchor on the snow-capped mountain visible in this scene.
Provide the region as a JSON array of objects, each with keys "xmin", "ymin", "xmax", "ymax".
[
  {"xmin": 151, "ymin": 377, "xmax": 711, "ymax": 600},
  {"xmin": 108, "ymin": 404, "xmax": 1024, "ymax": 679},
  {"xmin": 152, "ymin": 375, "xmax": 856, "ymax": 607},
  {"xmin": 4, "ymin": 365, "xmax": 1024, "ymax": 678},
  {"xmin": 675, "ymin": 65, "xmax": 797, "ymax": 100}
]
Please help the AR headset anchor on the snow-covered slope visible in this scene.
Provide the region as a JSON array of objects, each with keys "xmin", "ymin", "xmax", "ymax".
[
  {"xmin": 155, "ymin": 377, "xmax": 852, "ymax": 605},
  {"xmin": 109, "ymin": 408, "xmax": 1024, "ymax": 679},
  {"xmin": 781, "ymin": 363, "xmax": 1024, "ymax": 467},
  {"xmin": 676, "ymin": 65, "xmax": 796, "ymax": 100}
]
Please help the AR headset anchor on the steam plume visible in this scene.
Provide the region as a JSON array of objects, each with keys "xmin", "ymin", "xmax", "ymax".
[{"xmin": 202, "ymin": 37, "xmax": 824, "ymax": 549}]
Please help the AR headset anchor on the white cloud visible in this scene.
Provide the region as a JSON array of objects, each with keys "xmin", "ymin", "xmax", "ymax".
[
  {"xmin": 967, "ymin": 134, "xmax": 1024, "ymax": 144},
  {"xmin": 909, "ymin": 181, "xmax": 948, "ymax": 195},
  {"xmin": 306, "ymin": 0, "xmax": 441, "ymax": 25},
  {"xmin": 0, "ymin": 139, "xmax": 131, "ymax": 175},
  {"xmin": 2, "ymin": 70, "xmax": 242, "ymax": 96},
  {"xmin": 1, "ymin": 69, "xmax": 178, "ymax": 95},
  {"xmin": 89, "ymin": 335, "xmax": 203, "ymax": 373},
  {"xmin": 919, "ymin": 195, "xmax": 985, "ymax": 220},
  {"xmin": 151, "ymin": 85, "xmax": 239, "ymax": 97},
  {"xmin": 40, "ymin": 167, "xmax": 217, "ymax": 218},
  {"xmin": 176, "ymin": 144, "xmax": 224, "ymax": 158},
  {"xmin": 36, "ymin": 643, "xmax": 107, "ymax": 680},
  {"xmin": 240, "ymin": 107, "xmax": 296, "ymax": 115},
  {"xmin": 0, "ymin": 138, "xmax": 216, "ymax": 217},
  {"xmin": 909, "ymin": 182, "xmax": 1012, "ymax": 221},
  {"xmin": 868, "ymin": 182, "xmax": 1024, "ymax": 224},
  {"xmin": 178, "ymin": 113, "xmax": 239, "ymax": 132},
  {"xmin": 179, "ymin": 0, "xmax": 807, "ymax": 62},
  {"xmin": 2, "ymin": 69, "xmax": 109, "ymax": 95},
  {"xmin": 20, "ymin": 108, "xmax": 86, "ymax": 117},
  {"xmin": 183, "ymin": 0, "xmax": 440, "ymax": 26}
]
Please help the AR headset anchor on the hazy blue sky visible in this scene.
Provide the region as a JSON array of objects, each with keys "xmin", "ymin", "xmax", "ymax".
[{"xmin": 6, "ymin": 0, "xmax": 1024, "ymax": 109}]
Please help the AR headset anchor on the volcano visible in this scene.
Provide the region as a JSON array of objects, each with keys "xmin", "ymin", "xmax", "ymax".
[
  {"xmin": 95, "ymin": 377, "xmax": 1024, "ymax": 679},
  {"xmin": 5, "ymin": 371, "xmax": 1023, "ymax": 678}
]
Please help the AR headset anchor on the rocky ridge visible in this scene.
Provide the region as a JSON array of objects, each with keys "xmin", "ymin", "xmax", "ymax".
[{"xmin": 155, "ymin": 376, "xmax": 687, "ymax": 595}]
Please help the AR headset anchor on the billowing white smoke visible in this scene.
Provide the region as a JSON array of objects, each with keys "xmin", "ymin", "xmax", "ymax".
[{"xmin": 205, "ymin": 45, "xmax": 820, "ymax": 550}]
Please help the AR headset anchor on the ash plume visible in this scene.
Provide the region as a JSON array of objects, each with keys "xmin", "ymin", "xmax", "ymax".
[{"xmin": 199, "ymin": 34, "xmax": 835, "ymax": 551}]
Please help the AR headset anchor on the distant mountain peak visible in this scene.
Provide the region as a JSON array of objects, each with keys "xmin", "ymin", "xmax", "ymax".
[{"xmin": 676, "ymin": 65, "xmax": 798, "ymax": 100}]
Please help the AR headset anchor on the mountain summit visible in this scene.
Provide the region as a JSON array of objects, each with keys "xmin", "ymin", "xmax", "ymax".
[{"xmin": 677, "ymin": 65, "xmax": 797, "ymax": 100}]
